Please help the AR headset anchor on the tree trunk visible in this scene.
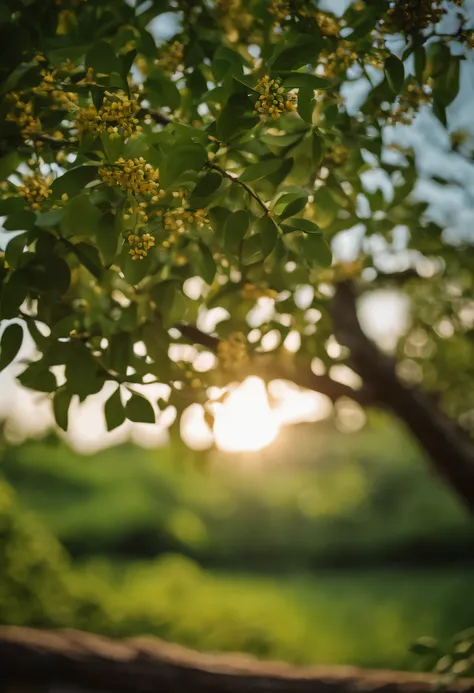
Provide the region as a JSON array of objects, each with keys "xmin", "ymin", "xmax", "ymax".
[
  {"xmin": 1, "ymin": 626, "xmax": 473, "ymax": 693},
  {"xmin": 331, "ymin": 282, "xmax": 474, "ymax": 514}
]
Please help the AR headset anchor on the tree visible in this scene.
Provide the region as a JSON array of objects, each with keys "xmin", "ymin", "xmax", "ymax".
[{"xmin": 1, "ymin": 0, "xmax": 474, "ymax": 509}]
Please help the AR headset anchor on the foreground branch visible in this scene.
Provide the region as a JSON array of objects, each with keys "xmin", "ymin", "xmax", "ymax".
[{"xmin": 1, "ymin": 627, "xmax": 473, "ymax": 693}]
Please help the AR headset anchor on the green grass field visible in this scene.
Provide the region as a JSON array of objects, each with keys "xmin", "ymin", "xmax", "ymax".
[{"xmin": 68, "ymin": 557, "xmax": 474, "ymax": 669}]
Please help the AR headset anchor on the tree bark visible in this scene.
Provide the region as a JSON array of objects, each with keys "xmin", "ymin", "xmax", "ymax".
[
  {"xmin": 0, "ymin": 626, "xmax": 473, "ymax": 693},
  {"xmin": 331, "ymin": 282, "xmax": 474, "ymax": 514}
]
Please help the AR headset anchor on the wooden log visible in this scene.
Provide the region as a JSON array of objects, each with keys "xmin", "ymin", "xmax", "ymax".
[{"xmin": 1, "ymin": 626, "xmax": 473, "ymax": 693}]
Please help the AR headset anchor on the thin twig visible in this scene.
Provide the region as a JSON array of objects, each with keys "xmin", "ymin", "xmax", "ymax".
[
  {"xmin": 206, "ymin": 162, "xmax": 269, "ymax": 214},
  {"xmin": 28, "ymin": 132, "xmax": 76, "ymax": 149}
]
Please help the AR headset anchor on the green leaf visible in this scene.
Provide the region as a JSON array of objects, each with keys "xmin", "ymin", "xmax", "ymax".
[
  {"xmin": 0, "ymin": 197, "xmax": 25, "ymax": 216},
  {"xmin": 345, "ymin": 11, "xmax": 378, "ymax": 40},
  {"xmin": 197, "ymin": 242, "xmax": 216, "ymax": 285},
  {"xmin": 21, "ymin": 255, "xmax": 68, "ymax": 296},
  {"xmin": 146, "ymin": 74, "xmax": 181, "ymax": 111},
  {"xmin": 0, "ymin": 271, "xmax": 28, "ymax": 319},
  {"xmin": 51, "ymin": 166, "xmax": 99, "ymax": 199},
  {"xmin": 384, "ymin": 55, "xmax": 405, "ymax": 94},
  {"xmin": 72, "ymin": 242, "xmax": 103, "ymax": 279},
  {"xmin": 280, "ymin": 73, "xmax": 330, "ymax": 90},
  {"xmin": 120, "ymin": 247, "xmax": 152, "ymax": 285},
  {"xmin": 427, "ymin": 42, "xmax": 451, "ymax": 79},
  {"xmin": 410, "ymin": 638, "xmax": 438, "ymax": 655},
  {"xmin": 191, "ymin": 171, "xmax": 222, "ymax": 201},
  {"xmin": 433, "ymin": 99, "xmax": 447, "ymax": 127},
  {"xmin": 241, "ymin": 235, "xmax": 263, "ymax": 266},
  {"xmin": 414, "ymin": 47, "xmax": 426, "ymax": 83},
  {"xmin": 3, "ymin": 211, "xmax": 35, "ymax": 231},
  {"xmin": 212, "ymin": 46, "xmax": 245, "ymax": 82},
  {"xmin": 159, "ymin": 283, "xmax": 188, "ymax": 329},
  {"xmin": 297, "ymin": 87, "xmax": 315, "ymax": 123},
  {"xmin": 208, "ymin": 205, "xmax": 231, "ymax": 242},
  {"xmin": 0, "ymin": 152, "xmax": 21, "ymax": 180},
  {"xmin": 282, "ymin": 217, "xmax": 321, "ymax": 234},
  {"xmin": 18, "ymin": 361, "xmax": 57, "ymax": 393},
  {"xmin": 160, "ymin": 143, "xmax": 208, "ymax": 188},
  {"xmin": 5, "ymin": 232, "xmax": 27, "ymax": 269},
  {"xmin": 35, "ymin": 209, "xmax": 64, "ymax": 228},
  {"xmin": 256, "ymin": 215, "xmax": 278, "ymax": 258},
  {"xmin": 0, "ymin": 322, "xmax": 23, "ymax": 372},
  {"xmin": 260, "ymin": 132, "xmax": 304, "ymax": 148},
  {"xmin": 303, "ymin": 234, "xmax": 332, "ymax": 267},
  {"xmin": 65, "ymin": 341, "xmax": 104, "ymax": 400},
  {"xmin": 2, "ymin": 60, "xmax": 38, "ymax": 94},
  {"xmin": 433, "ymin": 56, "xmax": 461, "ymax": 107},
  {"xmin": 240, "ymin": 159, "xmax": 282, "ymax": 183},
  {"xmin": 101, "ymin": 133, "xmax": 124, "ymax": 163},
  {"xmin": 96, "ymin": 212, "xmax": 120, "ymax": 265},
  {"xmin": 107, "ymin": 332, "xmax": 131, "ymax": 375},
  {"xmin": 86, "ymin": 41, "xmax": 121, "ymax": 75},
  {"xmin": 61, "ymin": 194, "xmax": 101, "ymax": 237},
  {"xmin": 125, "ymin": 391, "xmax": 155, "ymax": 423},
  {"xmin": 142, "ymin": 321, "xmax": 169, "ymax": 364},
  {"xmin": 224, "ymin": 210, "xmax": 249, "ymax": 253},
  {"xmin": 53, "ymin": 387, "xmax": 73, "ymax": 432},
  {"xmin": 312, "ymin": 132, "xmax": 323, "ymax": 167},
  {"xmin": 274, "ymin": 193, "xmax": 308, "ymax": 220},
  {"xmin": 216, "ymin": 93, "xmax": 257, "ymax": 141},
  {"xmin": 104, "ymin": 386, "xmax": 126, "ymax": 431},
  {"xmin": 312, "ymin": 187, "xmax": 338, "ymax": 227},
  {"xmin": 271, "ymin": 33, "xmax": 322, "ymax": 71}
]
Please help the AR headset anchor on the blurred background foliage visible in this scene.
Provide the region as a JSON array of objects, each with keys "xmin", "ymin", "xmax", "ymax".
[{"xmin": 1, "ymin": 415, "xmax": 473, "ymax": 669}]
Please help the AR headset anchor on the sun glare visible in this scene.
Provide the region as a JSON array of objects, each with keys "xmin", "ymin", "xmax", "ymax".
[{"xmin": 213, "ymin": 376, "xmax": 279, "ymax": 453}]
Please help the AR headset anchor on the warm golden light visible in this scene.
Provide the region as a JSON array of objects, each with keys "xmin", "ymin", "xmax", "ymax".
[{"xmin": 213, "ymin": 376, "xmax": 279, "ymax": 453}]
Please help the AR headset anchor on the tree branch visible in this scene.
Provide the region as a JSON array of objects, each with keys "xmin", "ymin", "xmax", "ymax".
[
  {"xmin": 330, "ymin": 281, "xmax": 474, "ymax": 514},
  {"xmin": 176, "ymin": 323, "xmax": 375, "ymax": 406},
  {"xmin": 28, "ymin": 132, "xmax": 76, "ymax": 149},
  {"xmin": 207, "ymin": 162, "xmax": 269, "ymax": 215},
  {"xmin": 1, "ymin": 626, "xmax": 473, "ymax": 693}
]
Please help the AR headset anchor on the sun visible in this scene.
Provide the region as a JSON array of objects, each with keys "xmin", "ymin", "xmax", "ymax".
[
  {"xmin": 213, "ymin": 376, "xmax": 279, "ymax": 453},
  {"xmin": 181, "ymin": 376, "xmax": 332, "ymax": 454}
]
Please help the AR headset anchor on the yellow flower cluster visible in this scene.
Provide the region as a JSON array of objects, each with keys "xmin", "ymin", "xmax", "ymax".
[
  {"xmin": 273, "ymin": 1, "xmax": 343, "ymax": 28},
  {"xmin": 99, "ymin": 157, "xmax": 159, "ymax": 196},
  {"xmin": 214, "ymin": 0, "xmax": 241, "ymax": 12},
  {"xmin": 268, "ymin": 0, "xmax": 291, "ymax": 24},
  {"xmin": 323, "ymin": 144, "xmax": 348, "ymax": 166},
  {"xmin": 126, "ymin": 232, "xmax": 156, "ymax": 260},
  {"xmin": 176, "ymin": 361, "xmax": 202, "ymax": 389},
  {"xmin": 18, "ymin": 174, "xmax": 52, "ymax": 210},
  {"xmin": 241, "ymin": 283, "xmax": 278, "ymax": 300},
  {"xmin": 462, "ymin": 30, "xmax": 474, "ymax": 49},
  {"xmin": 32, "ymin": 62, "xmax": 78, "ymax": 110},
  {"xmin": 384, "ymin": 0, "xmax": 448, "ymax": 32},
  {"xmin": 254, "ymin": 75, "xmax": 295, "ymax": 120},
  {"xmin": 160, "ymin": 207, "xmax": 209, "ymax": 247},
  {"xmin": 315, "ymin": 11, "xmax": 340, "ymax": 36},
  {"xmin": 450, "ymin": 130, "xmax": 468, "ymax": 147},
  {"xmin": 77, "ymin": 95, "xmax": 141, "ymax": 138},
  {"xmin": 6, "ymin": 94, "xmax": 40, "ymax": 137},
  {"xmin": 217, "ymin": 332, "xmax": 249, "ymax": 372},
  {"xmin": 316, "ymin": 258, "xmax": 364, "ymax": 284},
  {"xmin": 380, "ymin": 82, "xmax": 431, "ymax": 125},
  {"xmin": 156, "ymin": 41, "xmax": 184, "ymax": 75},
  {"xmin": 319, "ymin": 41, "xmax": 358, "ymax": 79}
]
